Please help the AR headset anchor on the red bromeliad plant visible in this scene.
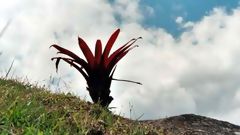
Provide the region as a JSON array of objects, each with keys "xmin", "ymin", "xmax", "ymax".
[{"xmin": 50, "ymin": 29, "xmax": 142, "ymax": 107}]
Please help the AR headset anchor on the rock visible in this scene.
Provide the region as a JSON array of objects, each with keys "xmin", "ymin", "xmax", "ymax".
[{"xmin": 141, "ymin": 114, "xmax": 240, "ymax": 135}]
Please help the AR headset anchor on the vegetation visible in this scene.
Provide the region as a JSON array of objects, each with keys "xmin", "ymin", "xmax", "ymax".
[
  {"xmin": 0, "ymin": 78, "xmax": 160, "ymax": 134},
  {"xmin": 50, "ymin": 29, "xmax": 142, "ymax": 107}
]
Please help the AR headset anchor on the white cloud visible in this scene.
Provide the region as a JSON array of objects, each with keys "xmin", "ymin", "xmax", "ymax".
[
  {"xmin": 0, "ymin": 0, "xmax": 240, "ymax": 125},
  {"xmin": 112, "ymin": 0, "xmax": 143, "ymax": 23},
  {"xmin": 175, "ymin": 16, "xmax": 194, "ymax": 29},
  {"xmin": 182, "ymin": 21, "xmax": 194, "ymax": 28},
  {"xmin": 112, "ymin": 7, "xmax": 240, "ymax": 125},
  {"xmin": 176, "ymin": 16, "xmax": 183, "ymax": 24}
]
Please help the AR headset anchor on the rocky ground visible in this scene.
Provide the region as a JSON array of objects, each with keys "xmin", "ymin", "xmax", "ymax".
[{"xmin": 140, "ymin": 114, "xmax": 240, "ymax": 135}]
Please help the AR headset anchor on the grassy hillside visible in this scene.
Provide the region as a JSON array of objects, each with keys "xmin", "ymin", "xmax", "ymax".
[{"xmin": 0, "ymin": 78, "xmax": 160, "ymax": 135}]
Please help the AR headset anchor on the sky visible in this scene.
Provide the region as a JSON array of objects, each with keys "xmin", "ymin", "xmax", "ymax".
[{"xmin": 1, "ymin": 0, "xmax": 240, "ymax": 125}]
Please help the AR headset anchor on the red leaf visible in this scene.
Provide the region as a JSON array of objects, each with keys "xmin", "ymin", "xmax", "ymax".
[
  {"xmin": 107, "ymin": 45, "xmax": 138, "ymax": 75},
  {"xmin": 50, "ymin": 44, "xmax": 80, "ymax": 60},
  {"xmin": 95, "ymin": 39, "xmax": 102, "ymax": 65},
  {"xmin": 53, "ymin": 57, "xmax": 61, "ymax": 72},
  {"xmin": 64, "ymin": 59, "xmax": 89, "ymax": 80},
  {"xmin": 106, "ymin": 44, "xmax": 131, "ymax": 67},
  {"xmin": 52, "ymin": 57, "xmax": 89, "ymax": 80},
  {"xmin": 106, "ymin": 37, "xmax": 142, "ymax": 67},
  {"xmin": 50, "ymin": 44, "xmax": 90, "ymax": 73},
  {"xmin": 78, "ymin": 37, "xmax": 95, "ymax": 68},
  {"xmin": 102, "ymin": 29, "xmax": 120, "ymax": 65}
]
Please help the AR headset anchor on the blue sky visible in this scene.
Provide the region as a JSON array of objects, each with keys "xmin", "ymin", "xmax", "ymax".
[
  {"xmin": 1, "ymin": 0, "xmax": 240, "ymax": 125},
  {"xmin": 140, "ymin": 0, "xmax": 240, "ymax": 36}
]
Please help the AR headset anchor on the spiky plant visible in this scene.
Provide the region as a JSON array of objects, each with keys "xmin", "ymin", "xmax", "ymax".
[{"xmin": 50, "ymin": 29, "xmax": 141, "ymax": 107}]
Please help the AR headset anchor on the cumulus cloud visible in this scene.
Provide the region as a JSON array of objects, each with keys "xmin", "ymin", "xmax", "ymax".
[
  {"xmin": 175, "ymin": 16, "xmax": 194, "ymax": 29},
  {"xmin": 0, "ymin": 0, "xmax": 240, "ymax": 125},
  {"xmin": 113, "ymin": 0, "xmax": 143, "ymax": 23},
  {"xmin": 113, "ymin": 7, "xmax": 240, "ymax": 125},
  {"xmin": 0, "ymin": 0, "xmax": 118, "ymax": 96}
]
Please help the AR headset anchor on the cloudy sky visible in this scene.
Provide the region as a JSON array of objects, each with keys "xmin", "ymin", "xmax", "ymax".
[{"xmin": 1, "ymin": 0, "xmax": 240, "ymax": 125}]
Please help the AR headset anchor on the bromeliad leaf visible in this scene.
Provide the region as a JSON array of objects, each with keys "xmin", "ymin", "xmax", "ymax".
[
  {"xmin": 50, "ymin": 45, "xmax": 90, "ymax": 73},
  {"xmin": 95, "ymin": 40, "xmax": 102, "ymax": 65},
  {"xmin": 103, "ymin": 29, "xmax": 120, "ymax": 62},
  {"xmin": 78, "ymin": 37, "xmax": 95, "ymax": 68},
  {"xmin": 55, "ymin": 57, "xmax": 60, "ymax": 72}
]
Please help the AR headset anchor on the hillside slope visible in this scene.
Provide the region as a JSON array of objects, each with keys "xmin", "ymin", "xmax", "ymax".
[
  {"xmin": 142, "ymin": 114, "xmax": 240, "ymax": 135},
  {"xmin": 0, "ymin": 78, "xmax": 239, "ymax": 135}
]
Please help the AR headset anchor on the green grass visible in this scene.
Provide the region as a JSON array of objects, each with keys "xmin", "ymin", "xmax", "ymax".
[{"xmin": 0, "ymin": 78, "xmax": 161, "ymax": 135}]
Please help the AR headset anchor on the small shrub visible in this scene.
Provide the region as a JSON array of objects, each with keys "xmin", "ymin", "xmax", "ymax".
[{"xmin": 50, "ymin": 29, "xmax": 141, "ymax": 107}]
